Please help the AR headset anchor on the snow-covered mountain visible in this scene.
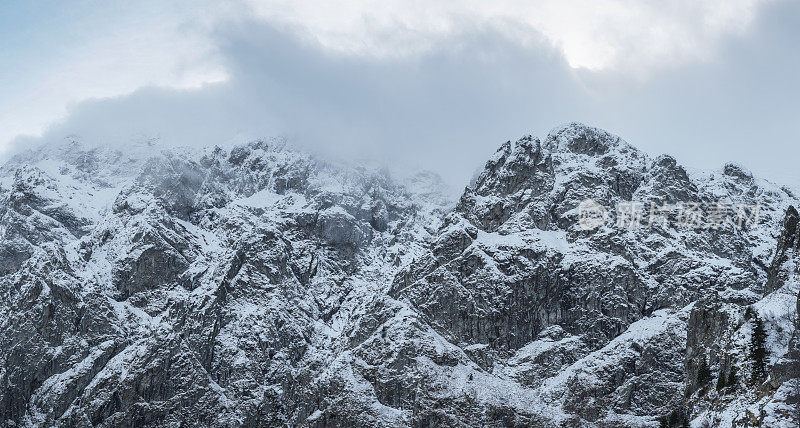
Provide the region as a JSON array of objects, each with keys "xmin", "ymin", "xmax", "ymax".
[{"xmin": 0, "ymin": 124, "xmax": 798, "ymax": 427}]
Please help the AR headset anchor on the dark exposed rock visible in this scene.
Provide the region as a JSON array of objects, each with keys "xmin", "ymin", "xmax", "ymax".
[
  {"xmin": 768, "ymin": 206, "xmax": 800, "ymax": 387},
  {"xmin": 685, "ymin": 296, "xmax": 736, "ymax": 395},
  {"xmin": 766, "ymin": 205, "xmax": 799, "ymax": 294}
]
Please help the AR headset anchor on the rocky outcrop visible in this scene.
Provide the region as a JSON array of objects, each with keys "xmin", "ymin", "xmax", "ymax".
[
  {"xmin": 683, "ymin": 206, "xmax": 800, "ymax": 426},
  {"xmin": 769, "ymin": 206, "xmax": 800, "ymax": 386},
  {"xmin": 684, "ymin": 296, "xmax": 737, "ymax": 396},
  {"xmin": 766, "ymin": 205, "xmax": 799, "ymax": 294}
]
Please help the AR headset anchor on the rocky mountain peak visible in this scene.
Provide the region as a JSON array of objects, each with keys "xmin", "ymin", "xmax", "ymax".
[
  {"xmin": 543, "ymin": 122, "xmax": 627, "ymax": 156},
  {"xmin": 722, "ymin": 162, "xmax": 755, "ymax": 182}
]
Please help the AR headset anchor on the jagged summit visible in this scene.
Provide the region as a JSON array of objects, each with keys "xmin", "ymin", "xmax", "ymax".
[
  {"xmin": 543, "ymin": 122, "xmax": 630, "ymax": 156},
  {"xmin": 1, "ymin": 127, "xmax": 798, "ymax": 427}
]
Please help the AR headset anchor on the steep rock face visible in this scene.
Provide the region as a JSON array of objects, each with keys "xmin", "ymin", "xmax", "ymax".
[
  {"xmin": 770, "ymin": 206, "xmax": 800, "ymax": 384},
  {"xmin": 392, "ymin": 124, "xmax": 785, "ymax": 352},
  {"xmin": 0, "ymin": 167, "xmax": 90, "ymax": 274},
  {"xmin": 684, "ymin": 206, "xmax": 800, "ymax": 427},
  {"xmin": 766, "ymin": 206, "xmax": 800, "ymax": 294},
  {"xmin": 684, "ymin": 296, "xmax": 737, "ymax": 397},
  {"xmin": 762, "ymin": 206, "xmax": 800, "ymax": 426},
  {"xmin": 0, "ymin": 247, "xmax": 123, "ymax": 424},
  {"xmin": 0, "ymin": 125, "xmax": 797, "ymax": 427}
]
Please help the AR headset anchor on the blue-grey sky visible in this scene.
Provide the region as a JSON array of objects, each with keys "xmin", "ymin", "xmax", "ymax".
[{"xmin": 1, "ymin": 0, "xmax": 798, "ymax": 189}]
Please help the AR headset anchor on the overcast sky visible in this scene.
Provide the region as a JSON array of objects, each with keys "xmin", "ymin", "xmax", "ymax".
[{"xmin": 1, "ymin": 0, "xmax": 798, "ymax": 189}]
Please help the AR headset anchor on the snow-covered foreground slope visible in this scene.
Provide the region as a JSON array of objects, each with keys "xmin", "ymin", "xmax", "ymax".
[{"xmin": 0, "ymin": 124, "xmax": 797, "ymax": 427}]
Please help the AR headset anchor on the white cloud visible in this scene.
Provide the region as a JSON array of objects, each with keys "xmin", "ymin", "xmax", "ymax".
[
  {"xmin": 244, "ymin": 0, "xmax": 768, "ymax": 71},
  {"xmin": 0, "ymin": 0, "xmax": 776, "ymax": 156},
  {"xmin": 0, "ymin": 1, "xmax": 228, "ymax": 155}
]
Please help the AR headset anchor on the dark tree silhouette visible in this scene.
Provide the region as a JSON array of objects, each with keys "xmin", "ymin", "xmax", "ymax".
[
  {"xmin": 749, "ymin": 312, "xmax": 768, "ymax": 383},
  {"xmin": 697, "ymin": 355, "xmax": 712, "ymax": 391},
  {"xmin": 726, "ymin": 365, "xmax": 738, "ymax": 392},
  {"xmin": 716, "ymin": 366, "xmax": 727, "ymax": 392}
]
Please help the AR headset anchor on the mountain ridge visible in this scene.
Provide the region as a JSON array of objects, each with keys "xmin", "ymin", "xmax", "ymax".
[{"xmin": 0, "ymin": 123, "xmax": 798, "ymax": 427}]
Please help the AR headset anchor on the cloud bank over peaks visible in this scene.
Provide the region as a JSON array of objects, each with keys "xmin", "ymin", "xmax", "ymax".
[{"xmin": 244, "ymin": 0, "xmax": 770, "ymax": 72}]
